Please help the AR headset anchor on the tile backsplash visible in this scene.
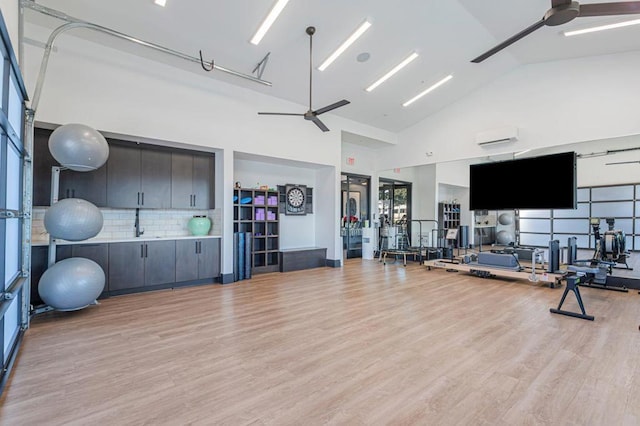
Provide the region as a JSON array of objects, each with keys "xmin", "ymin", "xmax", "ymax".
[{"xmin": 32, "ymin": 207, "xmax": 221, "ymax": 243}]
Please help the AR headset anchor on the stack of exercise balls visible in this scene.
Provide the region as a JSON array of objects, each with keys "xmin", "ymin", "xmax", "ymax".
[{"xmin": 38, "ymin": 124, "xmax": 110, "ymax": 311}]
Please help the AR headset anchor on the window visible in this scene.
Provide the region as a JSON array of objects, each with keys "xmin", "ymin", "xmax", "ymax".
[{"xmin": 0, "ymin": 10, "xmax": 29, "ymax": 395}]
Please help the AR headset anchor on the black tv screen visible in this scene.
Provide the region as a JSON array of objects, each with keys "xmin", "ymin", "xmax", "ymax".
[{"xmin": 469, "ymin": 151, "xmax": 577, "ymax": 210}]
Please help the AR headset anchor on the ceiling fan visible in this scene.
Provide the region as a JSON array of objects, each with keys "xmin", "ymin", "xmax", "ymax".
[
  {"xmin": 471, "ymin": 0, "xmax": 640, "ymax": 63},
  {"xmin": 258, "ymin": 26, "xmax": 350, "ymax": 132}
]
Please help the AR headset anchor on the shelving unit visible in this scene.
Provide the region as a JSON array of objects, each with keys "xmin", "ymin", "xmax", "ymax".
[
  {"xmin": 438, "ymin": 202, "xmax": 460, "ymax": 230},
  {"xmin": 233, "ymin": 188, "xmax": 280, "ymax": 273}
]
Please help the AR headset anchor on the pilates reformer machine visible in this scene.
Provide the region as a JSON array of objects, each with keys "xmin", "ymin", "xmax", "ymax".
[{"xmin": 424, "ymin": 244, "xmax": 565, "ymax": 287}]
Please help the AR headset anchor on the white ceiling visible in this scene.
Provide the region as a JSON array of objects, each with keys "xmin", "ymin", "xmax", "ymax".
[{"xmin": 22, "ymin": 0, "xmax": 640, "ymax": 133}]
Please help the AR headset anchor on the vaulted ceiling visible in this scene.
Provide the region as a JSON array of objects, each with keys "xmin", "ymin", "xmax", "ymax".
[{"xmin": 22, "ymin": 0, "xmax": 640, "ymax": 133}]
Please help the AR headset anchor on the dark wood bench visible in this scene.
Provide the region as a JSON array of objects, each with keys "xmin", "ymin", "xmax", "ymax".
[{"xmin": 279, "ymin": 247, "xmax": 327, "ymax": 272}]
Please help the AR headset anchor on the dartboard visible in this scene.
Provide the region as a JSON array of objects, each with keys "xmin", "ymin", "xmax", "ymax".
[
  {"xmin": 287, "ymin": 187, "xmax": 305, "ymax": 208},
  {"xmin": 285, "ymin": 184, "xmax": 307, "ymax": 214}
]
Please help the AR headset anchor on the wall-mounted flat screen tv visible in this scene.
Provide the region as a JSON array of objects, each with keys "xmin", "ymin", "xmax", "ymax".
[{"xmin": 469, "ymin": 151, "xmax": 577, "ymax": 211}]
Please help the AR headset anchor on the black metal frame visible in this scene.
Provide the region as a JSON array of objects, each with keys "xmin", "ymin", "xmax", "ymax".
[{"xmin": 550, "ymin": 275, "xmax": 595, "ymax": 321}]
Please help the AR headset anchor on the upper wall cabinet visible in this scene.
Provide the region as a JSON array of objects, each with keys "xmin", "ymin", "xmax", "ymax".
[
  {"xmin": 106, "ymin": 142, "xmax": 172, "ymax": 208},
  {"xmin": 171, "ymin": 152, "xmax": 215, "ymax": 209},
  {"xmin": 33, "ymin": 127, "xmax": 107, "ymax": 207}
]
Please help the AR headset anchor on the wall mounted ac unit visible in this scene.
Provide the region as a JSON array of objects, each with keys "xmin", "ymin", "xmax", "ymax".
[{"xmin": 476, "ymin": 126, "xmax": 518, "ymax": 146}]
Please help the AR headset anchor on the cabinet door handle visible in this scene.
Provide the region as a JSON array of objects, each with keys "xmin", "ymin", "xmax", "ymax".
[
  {"xmin": 145, "ymin": 244, "xmax": 148, "ymax": 258},
  {"xmin": 71, "ymin": 189, "xmax": 75, "ymax": 198},
  {"xmin": 198, "ymin": 241, "xmax": 201, "ymax": 254},
  {"xmin": 141, "ymin": 192, "xmax": 145, "ymax": 206},
  {"xmin": 195, "ymin": 241, "xmax": 199, "ymax": 254},
  {"xmin": 138, "ymin": 192, "xmax": 141, "ymax": 205},
  {"xmin": 140, "ymin": 244, "xmax": 144, "ymax": 258},
  {"xmin": 193, "ymin": 194, "xmax": 196, "ymax": 207}
]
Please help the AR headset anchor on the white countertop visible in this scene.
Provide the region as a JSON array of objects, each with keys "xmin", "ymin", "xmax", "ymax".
[{"xmin": 31, "ymin": 234, "xmax": 222, "ymax": 246}]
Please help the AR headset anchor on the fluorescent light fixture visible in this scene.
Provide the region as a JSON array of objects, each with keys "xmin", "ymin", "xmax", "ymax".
[
  {"xmin": 154, "ymin": 0, "xmax": 166, "ymax": 6},
  {"xmin": 318, "ymin": 21, "xmax": 372, "ymax": 71},
  {"xmin": 250, "ymin": 0, "xmax": 290, "ymax": 45},
  {"xmin": 402, "ymin": 75, "xmax": 453, "ymax": 107},
  {"xmin": 564, "ymin": 18, "xmax": 640, "ymax": 36},
  {"xmin": 514, "ymin": 149, "xmax": 531, "ymax": 157},
  {"xmin": 365, "ymin": 52, "xmax": 419, "ymax": 92}
]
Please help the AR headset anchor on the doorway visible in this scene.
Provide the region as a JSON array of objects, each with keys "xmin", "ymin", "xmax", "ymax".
[
  {"xmin": 341, "ymin": 174, "xmax": 371, "ymax": 259},
  {"xmin": 378, "ymin": 179, "xmax": 412, "ymax": 249}
]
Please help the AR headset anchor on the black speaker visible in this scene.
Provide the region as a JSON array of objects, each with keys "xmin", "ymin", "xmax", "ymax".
[{"xmin": 458, "ymin": 225, "xmax": 469, "ymax": 248}]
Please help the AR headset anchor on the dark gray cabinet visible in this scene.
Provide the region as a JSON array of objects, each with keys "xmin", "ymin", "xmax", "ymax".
[
  {"xmin": 171, "ymin": 152, "xmax": 215, "ymax": 209},
  {"xmin": 175, "ymin": 238, "xmax": 220, "ymax": 282},
  {"xmin": 33, "ymin": 128, "xmax": 56, "ymax": 206},
  {"xmin": 59, "ymin": 168, "xmax": 107, "ymax": 206},
  {"xmin": 108, "ymin": 240, "xmax": 176, "ymax": 291},
  {"xmin": 144, "ymin": 240, "xmax": 176, "ymax": 286},
  {"xmin": 33, "ymin": 127, "xmax": 107, "ymax": 206},
  {"xmin": 108, "ymin": 242, "xmax": 145, "ymax": 291},
  {"xmin": 107, "ymin": 143, "xmax": 172, "ymax": 208}
]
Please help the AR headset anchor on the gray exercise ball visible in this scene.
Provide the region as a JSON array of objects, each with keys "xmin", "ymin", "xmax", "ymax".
[
  {"xmin": 38, "ymin": 257, "xmax": 105, "ymax": 311},
  {"xmin": 496, "ymin": 230, "xmax": 515, "ymax": 245},
  {"xmin": 498, "ymin": 212, "xmax": 514, "ymax": 226},
  {"xmin": 48, "ymin": 123, "xmax": 109, "ymax": 171},
  {"xmin": 44, "ymin": 198, "xmax": 103, "ymax": 241}
]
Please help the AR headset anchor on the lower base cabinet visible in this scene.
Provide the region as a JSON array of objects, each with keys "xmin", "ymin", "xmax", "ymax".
[
  {"xmin": 108, "ymin": 240, "xmax": 176, "ymax": 291},
  {"xmin": 175, "ymin": 238, "xmax": 220, "ymax": 282},
  {"xmin": 31, "ymin": 238, "xmax": 220, "ymax": 306}
]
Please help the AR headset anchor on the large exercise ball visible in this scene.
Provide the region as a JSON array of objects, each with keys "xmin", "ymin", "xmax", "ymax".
[
  {"xmin": 498, "ymin": 212, "xmax": 514, "ymax": 226},
  {"xmin": 38, "ymin": 257, "xmax": 105, "ymax": 311},
  {"xmin": 44, "ymin": 198, "xmax": 103, "ymax": 241},
  {"xmin": 496, "ymin": 230, "xmax": 515, "ymax": 245},
  {"xmin": 48, "ymin": 123, "xmax": 109, "ymax": 171}
]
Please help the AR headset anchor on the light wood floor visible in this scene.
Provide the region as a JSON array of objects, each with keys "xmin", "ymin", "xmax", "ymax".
[{"xmin": 1, "ymin": 259, "xmax": 640, "ymax": 425}]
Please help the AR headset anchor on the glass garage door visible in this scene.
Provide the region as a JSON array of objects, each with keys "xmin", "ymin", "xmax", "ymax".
[{"xmin": 0, "ymin": 10, "xmax": 29, "ymax": 394}]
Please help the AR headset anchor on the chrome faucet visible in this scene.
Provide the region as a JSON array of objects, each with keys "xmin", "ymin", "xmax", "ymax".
[{"xmin": 135, "ymin": 207, "xmax": 144, "ymax": 237}]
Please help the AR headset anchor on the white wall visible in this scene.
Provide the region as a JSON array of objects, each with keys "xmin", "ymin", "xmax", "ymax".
[
  {"xmin": 0, "ymin": 0, "xmax": 19, "ymax": 57},
  {"xmin": 378, "ymin": 51, "xmax": 640, "ymax": 171},
  {"xmin": 21, "ymin": 22, "xmax": 396, "ymax": 274},
  {"xmin": 234, "ymin": 158, "xmax": 319, "ymax": 249}
]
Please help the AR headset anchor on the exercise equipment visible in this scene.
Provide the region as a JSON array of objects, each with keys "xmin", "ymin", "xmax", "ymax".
[
  {"xmin": 566, "ymin": 236, "xmax": 627, "ymax": 292},
  {"xmin": 43, "ymin": 198, "xmax": 103, "ymax": 241},
  {"xmin": 426, "ymin": 244, "xmax": 561, "ymax": 286},
  {"xmin": 601, "ymin": 218, "xmax": 632, "ymax": 270},
  {"xmin": 35, "ymin": 123, "xmax": 109, "ymax": 315},
  {"xmin": 38, "ymin": 257, "xmax": 105, "ymax": 311},
  {"xmin": 48, "ymin": 123, "xmax": 109, "ymax": 171},
  {"xmin": 550, "ymin": 274, "xmax": 594, "ymax": 321}
]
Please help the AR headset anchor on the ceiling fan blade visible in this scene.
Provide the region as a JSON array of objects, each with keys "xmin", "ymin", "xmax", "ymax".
[
  {"xmin": 471, "ymin": 18, "xmax": 545, "ymax": 63},
  {"xmin": 552, "ymin": 0, "xmax": 572, "ymax": 7},
  {"xmin": 314, "ymin": 99, "xmax": 350, "ymax": 115},
  {"xmin": 257, "ymin": 112, "xmax": 304, "ymax": 116},
  {"xmin": 311, "ymin": 116, "xmax": 329, "ymax": 132},
  {"xmin": 579, "ymin": 1, "xmax": 640, "ymax": 17}
]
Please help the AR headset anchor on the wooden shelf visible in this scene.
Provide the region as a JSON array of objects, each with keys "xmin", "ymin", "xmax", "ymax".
[{"xmin": 233, "ymin": 188, "xmax": 280, "ymax": 274}]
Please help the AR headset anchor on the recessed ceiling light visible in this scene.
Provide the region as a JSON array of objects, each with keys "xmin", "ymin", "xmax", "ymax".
[
  {"xmin": 564, "ymin": 18, "xmax": 640, "ymax": 36},
  {"xmin": 402, "ymin": 75, "xmax": 453, "ymax": 107},
  {"xmin": 365, "ymin": 52, "xmax": 418, "ymax": 92},
  {"xmin": 250, "ymin": 0, "xmax": 290, "ymax": 45},
  {"xmin": 154, "ymin": 0, "xmax": 166, "ymax": 6},
  {"xmin": 318, "ymin": 20, "xmax": 372, "ymax": 71}
]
